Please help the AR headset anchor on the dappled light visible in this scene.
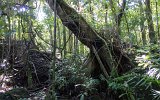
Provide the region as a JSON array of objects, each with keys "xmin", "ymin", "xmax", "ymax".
[{"xmin": 0, "ymin": 0, "xmax": 160, "ymax": 100}]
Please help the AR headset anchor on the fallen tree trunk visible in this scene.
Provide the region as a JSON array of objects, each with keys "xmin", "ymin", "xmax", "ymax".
[{"xmin": 46, "ymin": 0, "xmax": 134, "ymax": 77}]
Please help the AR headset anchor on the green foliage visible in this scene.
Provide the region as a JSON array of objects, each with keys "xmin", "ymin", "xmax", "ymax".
[
  {"xmin": 135, "ymin": 44, "xmax": 160, "ymax": 69},
  {"xmin": 0, "ymin": 0, "xmax": 160, "ymax": 99},
  {"xmin": 54, "ymin": 50, "xmax": 160, "ymax": 100},
  {"xmin": 55, "ymin": 55, "xmax": 88, "ymax": 94},
  {"xmin": 102, "ymin": 72, "xmax": 160, "ymax": 100}
]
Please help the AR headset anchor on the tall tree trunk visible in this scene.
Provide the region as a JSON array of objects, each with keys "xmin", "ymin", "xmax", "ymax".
[
  {"xmin": 89, "ymin": 0, "xmax": 95, "ymax": 26},
  {"xmin": 139, "ymin": 1, "xmax": 147, "ymax": 45},
  {"xmin": 108, "ymin": 0, "xmax": 126, "ymax": 46},
  {"xmin": 57, "ymin": 22, "xmax": 61, "ymax": 48},
  {"xmin": 74, "ymin": 35, "xmax": 79, "ymax": 54},
  {"xmin": 108, "ymin": 0, "xmax": 126, "ymax": 29},
  {"xmin": 62, "ymin": 25, "xmax": 67, "ymax": 58},
  {"xmin": 104, "ymin": 2, "xmax": 108, "ymax": 32},
  {"xmin": 145, "ymin": 0, "xmax": 156, "ymax": 44},
  {"xmin": 155, "ymin": 1, "xmax": 160, "ymax": 42},
  {"xmin": 68, "ymin": 30, "xmax": 73, "ymax": 53},
  {"xmin": 48, "ymin": 0, "xmax": 57, "ymax": 99},
  {"xmin": 46, "ymin": 0, "xmax": 134, "ymax": 77}
]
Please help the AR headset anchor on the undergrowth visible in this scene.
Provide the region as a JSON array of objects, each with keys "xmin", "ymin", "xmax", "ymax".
[{"xmin": 54, "ymin": 45, "xmax": 160, "ymax": 100}]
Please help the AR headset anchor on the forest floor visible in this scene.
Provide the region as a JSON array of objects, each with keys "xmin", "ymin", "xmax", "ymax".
[{"xmin": 1, "ymin": 45, "xmax": 160, "ymax": 100}]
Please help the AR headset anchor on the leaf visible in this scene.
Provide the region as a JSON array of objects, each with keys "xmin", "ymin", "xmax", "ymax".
[
  {"xmin": 138, "ymin": 63, "xmax": 144, "ymax": 66},
  {"xmin": 80, "ymin": 94, "xmax": 85, "ymax": 100},
  {"xmin": 119, "ymin": 93, "xmax": 127, "ymax": 98},
  {"xmin": 143, "ymin": 63, "xmax": 149, "ymax": 68},
  {"xmin": 137, "ymin": 49, "xmax": 148, "ymax": 53},
  {"xmin": 134, "ymin": 77, "xmax": 145, "ymax": 87},
  {"xmin": 129, "ymin": 94, "xmax": 135, "ymax": 100}
]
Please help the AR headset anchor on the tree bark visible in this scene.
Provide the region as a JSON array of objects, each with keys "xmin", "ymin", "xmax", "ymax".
[
  {"xmin": 139, "ymin": 1, "xmax": 147, "ymax": 45},
  {"xmin": 62, "ymin": 25, "xmax": 66, "ymax": 58},
  {"xmin": 155, "ymin": 1, "xmax": 160, "ymax": 42},
  {"xmin": 145, "ymin": 0, "xmax": 156, "ymax": 44},
  {"xmin": 108, "ymin": 0, "xmax": 126, "ymax": 46},
  {"xmin": 46, "ymin": 0, "xmax": 134, "ymax": 77}
]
